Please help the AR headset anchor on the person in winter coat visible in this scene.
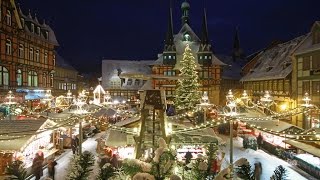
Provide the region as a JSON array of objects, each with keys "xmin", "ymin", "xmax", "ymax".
[
  {"xmin": 47, "ymin": 158, "xmax": 58, "ymax": 180},
  {"xmin": 71, "ymin": 135, "xmax": 79, "ymax": 154},
  {"xmin": 254, "ymin": 162, "xmax": 262, "ymax": 180},
  {"xmin": 32, "ymin": 153, "xmax": 44, "ymax": 180}
]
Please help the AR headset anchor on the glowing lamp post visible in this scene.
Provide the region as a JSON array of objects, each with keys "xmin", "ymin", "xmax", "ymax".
[
  {"xmin": 73, "ymin": 90, "xmax": 90, "ymax": 155},
  {"xmin": 43, "ymin": 90, "xmax": 53, "ymax": 116},
  {"xmin": 4, "ymin": 91, "xmax": 17, "ymax": 120},
  {"xmin": 197, "ymin": 91, "xmax": 211, "ymax": 123},
  {"xmin": 302, "ymin": 92, "xmax": 313, "ymax": 129},
  {"xmin": 224, "ymin": 89, "xmax": 238, "ymax": 177},
  {"xmin": 66, "ymin": 90, "xmax": 73, "ymax": 105}
]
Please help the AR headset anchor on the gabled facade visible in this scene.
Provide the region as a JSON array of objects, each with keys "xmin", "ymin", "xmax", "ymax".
[
  {"xmin": 53, "ymin": 52, "xmax": 78, "ymax": 95},
  {"xmin": 0, "ymin": 0, "xmax": 58, "ymax": 100},
  {"xmin": 293, "ymin": 21, "xmax": 320, "ymax": 129},
  {"xmin": 151, "ymin": 1, "xmax": 225, "ymax": 105},
  {"xmin": 241, "ymin": 35, "xmax": 306, "ymax": 122}
]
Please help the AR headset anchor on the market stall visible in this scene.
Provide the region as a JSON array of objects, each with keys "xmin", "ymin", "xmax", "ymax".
[
  {"xmin": 0, "ymin": 119, "xmax": 58, "ymax": 175},
  {"xmin": 103, "ymin": 129, "xmax": 135, "ymax": 159}
]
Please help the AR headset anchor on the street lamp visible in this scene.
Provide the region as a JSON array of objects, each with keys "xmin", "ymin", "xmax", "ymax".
[
  {"xmin": 197, "ymin": 91, "xmax": 211, "ymax": 123},
  {"xmin": 66, "ymin": 90, "xmax": 73, "ymax": 105},
  {"xmin": 302, "ymin": 92, "xmax": 313, "ymax": 129},
  {"xmin": 72, "ymin": 90, "xmax": 90, "ymax": 155},
  {"xmin": 4, "ymin": 91, "xmax": 16, "ymax": 120},
  {"xmin": 43, "ymin": 90, "xmax": 53, "ymax": 116},
  {"xmin": 224, "ymin": 89, "xmax": 238, "ymax": 178}
]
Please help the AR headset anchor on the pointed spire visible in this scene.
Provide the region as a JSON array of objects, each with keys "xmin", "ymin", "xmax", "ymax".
[
  {"xmin": 164, "ymin": 0, "xmax": 175, "ymax": 51},
  {"xmin": 233, "ymin": 27, "xmax": 240, "ymax": 50},
  {"xmin": 28, "ymin": 9, "xmax": 32, "ymax": 19},
  {"xmin": 201, "ymin": 8, "xmax": 209, "ymax": 45},
  {"xmin": 232, "ymin": 27, "xmax": 245, "ymax": 61},
  {"xmin": 43, "ymin": 19, "xmax": 47, "ymax": 27},
  {"xmin": 17, "ymin": 3, "xmax": 23, "ymax": 15},
  {"xmin": 34, "ymin": 13, "xmax": 39, "ymax": 23}
]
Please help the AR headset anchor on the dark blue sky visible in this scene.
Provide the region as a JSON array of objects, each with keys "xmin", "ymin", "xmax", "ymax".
[{"xmin": 20, "ymin": 0, "xmax": 320, "ymax": 73}]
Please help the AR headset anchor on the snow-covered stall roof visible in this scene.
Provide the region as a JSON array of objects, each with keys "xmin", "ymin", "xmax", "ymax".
[
  {"xmin": 248, "ymin": 120, "xmax": 303, "ymax": 133},
  {"xmin": 114, "ymin": 116, "xmax": 140, "ymax": 127},
  {"xmin": 93, "ymin": 84, "xmax": 106, "ymax": 94},
  {"xmin": 284, "ymin": 139, "xmax": 320, "ymax": 158},
  {"xmin": 92, "ymin": 108, "xmax": 116, "ymax": 117},
  {"xmin": 104, "ymin": 129, "xmax": 129, "ymax": 147},
  {"xmin": 171, "ymin": 127, "xmax": 223, "ymax": 145},
  {"xmin": 241, "ymin": 35, "xmax": 307, "ymax": 82}
]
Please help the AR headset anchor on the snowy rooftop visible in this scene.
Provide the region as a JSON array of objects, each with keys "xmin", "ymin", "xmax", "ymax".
[
  {"xmin": 295, "ymin": 33, "xmax": 320, "ymax": 56},
  {"xmin": 241, "ymin": 35, "xmax": 307, "ymax": 82}
]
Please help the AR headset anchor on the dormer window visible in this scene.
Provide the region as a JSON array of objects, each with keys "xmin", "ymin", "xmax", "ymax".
[
  {"xmin": 312, "ymin": 30, "xmax": 320, "ymax": 44},
  {"xmin": 45, "ymin": 31, "xmax": 49, "ymax": 40},
  {"xmin": 205, "ymin": 55, "xmax": 207, "ymax": 59},
  {"xmin": 169, "ymin": 55, "xmax": 172, "ymax": 59},
  {"xmin": 184, "ymin": 33, "xmax": 191, "ymax": 41},
  {"xmin": 21, "ymin": 18, "xmax": 25, "ymax": 28},
  {"xmin": 6, "ymin": 10, "xmax": 11, "ymax": 26},
  {"xmin": 37, "ymin": 27, "xmax": 41, "ymax": 35},
  {"xmin": 200, "ymin": 56, "xmax": 203, "ymax": 60},
  {"xmin": 31, "ymin": 23, "xmax": 34, "ymax": 33}
]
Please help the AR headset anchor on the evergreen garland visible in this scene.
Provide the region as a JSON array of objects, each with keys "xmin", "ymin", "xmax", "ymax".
[
  {"xmin": 66, "ymin": 151, "xmax": 95, "ymax": 180},
  {"xmin": 270, "ymin": 165, "xmax": 287, "ymax": 180},
  {"xmin": 5, "ymin": 160, "xmax": 28, "ymax": 180},
  {"xmin": 175, "ymin": 44, "xmax": 201, "ymax": 112}
]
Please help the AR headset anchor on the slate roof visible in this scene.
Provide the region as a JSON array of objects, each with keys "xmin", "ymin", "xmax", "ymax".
[
  {"xmin": 0, "ymin": 120, "xmax": 46, "ymax": 151},
  {"xmin": 18, "ymin": 7, "xmax": 59, "ymax": 46},
  {"xmin": 241, "ymin": 35, "xmax": 307, "ymax": 82}
]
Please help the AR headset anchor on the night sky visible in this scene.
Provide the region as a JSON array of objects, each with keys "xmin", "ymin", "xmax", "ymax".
[{"xmin": 19, "ymin": 0, "xmax": 320, "ymax": 73}]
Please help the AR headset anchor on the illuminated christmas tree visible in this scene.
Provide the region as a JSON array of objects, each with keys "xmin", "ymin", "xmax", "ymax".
[{"xmin": 175, "ymin": 44, "xmax": 201, "ymax": 112}]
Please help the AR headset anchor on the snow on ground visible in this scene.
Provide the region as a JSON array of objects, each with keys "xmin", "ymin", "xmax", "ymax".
[
  {"xmin": 219, "ymin": 135, "xmax": 317, "ymax": 180},
  {"xmin": 31, "ymin": 133, "xmax": 103, "ymax": 180}
]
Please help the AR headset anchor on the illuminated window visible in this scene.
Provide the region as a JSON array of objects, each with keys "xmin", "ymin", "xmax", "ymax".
[
  {"xmin": 29, "ymin": 48, "xmax": 34, "ymax": 60},
  {"xmin": 5, "ymin": 39, "xmax": 12, "ymax": 55},
  {"xmin": 37, "ymin": 27, "xmax": 41, "ymax": 36},
  {"xmin": 28, "ymin": 71, "xmax": 38, "ymax": 87},
  {"xmin": 35, "ymin": 49, "xmax": 40, "ymax": 62},
  {"xmin": 31, "ymin": 23, "xmax": 34, "ymax": 33},
  {"xmin": 53, "ymin": 55, "xmax": 56, "ymax": 66},
  {"xmin": 17, "ymin": 69, "xmax": 22, "ymax": 86},
  {"xmin": 0, "ymin": 66, "xmax": 9, "ymax": 86},
  {"xmin": 21, "ymin": 18, "xmax": 25, "ymax": 28},
  {"xmin": 19, "ymin": 44, "xmax": 24, "ymax": 58},
  {"xmin": 6, "ymin": 10, "xmax": 11, "ymax": 26},
  {"xmin": 44, "ymin": 53, "xmax": 48, "ymax": 64}
]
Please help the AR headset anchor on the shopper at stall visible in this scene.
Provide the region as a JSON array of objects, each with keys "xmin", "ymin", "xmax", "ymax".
[
  {"xmin": 32, "ymin": 153, "xmax": 44, "ymax": 180},
  {"xmin": 48, "ymin": 158, "xmax": 58, "ymax": 180},
  {"xmin": 257, "ymin": 133, "xmax": 263, "ymax": 149},
  {"xmin": 254, "ymin": 162, "xmax": 262, "ymax": 180},
  {"xmin": 71, "ymin": 135, "xmax": 79, "ymax": 154}
]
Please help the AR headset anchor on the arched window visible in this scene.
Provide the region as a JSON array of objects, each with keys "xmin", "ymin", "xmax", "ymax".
[
  {"xmin": 53, "ymin": 55, "xmax": 56, "ymax": 66},
  {"xmin": 43, "ymin": 73, "xmax": 47, "ymax": 87},
  {"xmin": 6, "ymin": 10, "xmax": 11, "ymax": 26},
  {"xmin": 50, "ymin": 73, "xmax": 54, "ymax": 87},
  {"xmin": 35, "ymin": 49, "xmax": 40, "ymax": 62},
  {"xmin": 44, "ymin": 52, "xmax": 48, "ymax": 64},
  {"xmin": 31, "ymin": 23, "xmax": 34, "ymax": 33},
  {"xmin": 0, "ymin": 66, "xmax": 9, "ymax": 86},
  {"xmin": 6, "ymin": 39, "xmax": 12, "ymax": 55},
  {"xmin": 29, "ymin": 48, "xmax": 34, "ymax": 60},
  {"xmin": 28, "ymin": 71, "xmax": 38, "ymax": 87},
  {"xmin": 17, "ymin": 69, "xmax": 22, "ymax": 86},
  {"xmin": 18, "ymin": 44, "xmax": 24, "ymax": 58}
]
